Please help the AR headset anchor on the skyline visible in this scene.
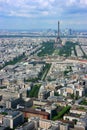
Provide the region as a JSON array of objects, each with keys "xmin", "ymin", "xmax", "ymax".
[{"xmin": 0, "ymin": 0, "xmax": 87, "ymax": 30}]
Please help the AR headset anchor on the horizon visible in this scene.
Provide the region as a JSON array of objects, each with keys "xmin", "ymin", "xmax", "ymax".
[{"xmin": 0, "ymin": 28, "xmax": 87, "ymax": 32}]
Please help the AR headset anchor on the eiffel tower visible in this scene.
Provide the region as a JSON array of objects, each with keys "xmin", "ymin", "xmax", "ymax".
[{"xmin": 54, "ymin": 21, "xmax": 62, "ymax": 48}]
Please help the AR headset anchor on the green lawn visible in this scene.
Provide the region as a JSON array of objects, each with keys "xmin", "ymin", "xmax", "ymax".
[
  {"xmin": 38, "ymin": 40, "xmax": 55, "ymax": 57},
  {"xmin": 58, "ymin": 41, "xmax": 78, "ymax": 57},
  {"xmin": 0, "ymin": 53, "xmax": 25, "ymax": 70},
  {"xmin": 41, "ymin": 63, "xmax": 51, "ymax": 81},
  {"xmin": 28, "ymin": 84, "xmax": 41, "ymax": 98},
  {"xmin": 80, "ymin": 99, "xmax": 87, "ymax": 105},
  {"xmin": 52, "ymin": 106, "xmax": 71, "ymax": 120}
]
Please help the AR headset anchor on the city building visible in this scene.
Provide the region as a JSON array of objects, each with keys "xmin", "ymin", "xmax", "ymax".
[
  {"xmin": 20, "ymin": 108, "xmax": 50, "ymax": 119},
  {"xmin": 6, "ymin": 98, "xmax": 22, "ymax": 109},
  {"xmin": 38, "ymin": 85, "xmax": 50, "ymax": 99},
  {"xmin": 3, "ymin": 111, "xmax": 24, "ymax": 129},
  {"xmin": 15, "ymin": 122, "xmax": 36, "ymax": 130},
  {"xmin": 59, "ymin": 123, "xmax": 69, "ymax": 130}
]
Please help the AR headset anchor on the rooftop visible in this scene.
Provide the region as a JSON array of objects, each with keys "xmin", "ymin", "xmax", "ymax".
[{"xmin": 21, "ymin": 108, "xmax": 49, "ymax": 116}]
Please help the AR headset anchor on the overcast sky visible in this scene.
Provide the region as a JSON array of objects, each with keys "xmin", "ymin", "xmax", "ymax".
[{"xmin": 0, "ymin": 0, "xmax": 87, "ymax": 30}]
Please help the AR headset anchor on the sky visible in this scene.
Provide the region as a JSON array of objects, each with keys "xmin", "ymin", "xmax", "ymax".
[{"xmin": 0, "ymin": 0, "xmax": 87, "ymax": 30}]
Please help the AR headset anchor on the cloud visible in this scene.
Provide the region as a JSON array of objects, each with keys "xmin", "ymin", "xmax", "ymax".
[
  {"xmin": 66, "ymin": 0, "xmax": 77, "ymax": 6},
  {"xmin": 0, "ymin": 0, "xmax": 87, "ymax": 30},
  {"xmin": 0, "ymin": 0, "xmax": 86, "ymax": 18},
  {"xmin": 80, "ymin": 0, "xmax": 87, "ymax": 6},
  {"xmin": 66, "ymin": 0, "xmax": 87, "ymax": 7}
]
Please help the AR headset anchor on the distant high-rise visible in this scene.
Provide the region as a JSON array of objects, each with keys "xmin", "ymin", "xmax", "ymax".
[{"xmin": 54, "ymin": 21, "xmax": 62, "ymax": 48}]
